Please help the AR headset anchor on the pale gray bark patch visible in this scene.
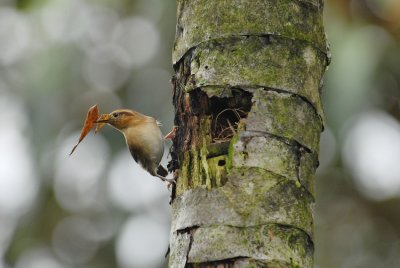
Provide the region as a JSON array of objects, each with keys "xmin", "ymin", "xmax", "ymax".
[
  {"xmin": 169, "ymin": 231, "xmax": 192, "ymax": 268},
  {"xmin": 188, "ymin": 224, "xmax": 313, "ymax": 267},
  {"xmin": 173, "ymin": 0, "xmax": 327, "ymax": 63},
  {"xmin": 232, "ymin": 133, "xmax": 299, "ymax": 180},
  {"xmin": 246, "ymin": 89, "xmax": 322, "ymax": 153},
  {"xmin": 171, "ymin": 187, "xmax": 243, "ymax": 231}
]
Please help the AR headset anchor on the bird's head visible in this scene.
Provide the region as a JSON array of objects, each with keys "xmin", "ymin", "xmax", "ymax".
[{"xmin": 96, "ymin": 109, "xmax": 147, "ymax": 130}]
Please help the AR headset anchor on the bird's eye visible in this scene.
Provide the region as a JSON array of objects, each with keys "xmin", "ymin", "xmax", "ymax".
[{"xmin": 113, "ymin": 112, "xmax": 119, "ymax": 118}]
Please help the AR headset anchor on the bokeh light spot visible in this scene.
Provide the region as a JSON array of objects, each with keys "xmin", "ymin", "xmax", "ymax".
[
  {"xmin": 52, "ymin": 216, "xmax": 99, "ymax": 265},
  {"xmin": 0, "ymin": 95, "xmax": 37, "ymax": 218},
  {"xmin": 112, "ymin": 17, "xmax": 159, "ymax": 68},
  {"xmin": 82, "ymin": 45, "xmax": 130, "ymax": 92},
  {"xmin": 107, "ymin": 150, "xmax": 167, "ymax": 212},
  {"xmin": 16, "ymin": 247, "xmax": 66, "ymax": 268},
  {"xmin": 116, "ymin": 216, "xmax": 169, "ymax": 268},
  {"xmin": 0, "ymin": 8, "xmax": 31, "ymax": 64},
  {"xmin": 343, "ymin": 110, "xmax": 400, "ymax": 200},
  {"xmin": 54, "ymin": 132, "xmax": 109, "ymax": 212}
]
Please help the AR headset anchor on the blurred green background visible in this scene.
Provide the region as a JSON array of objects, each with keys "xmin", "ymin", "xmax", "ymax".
[{"xmin": 0, "ymin": 0, "xmax": 399, "ymax": 267}]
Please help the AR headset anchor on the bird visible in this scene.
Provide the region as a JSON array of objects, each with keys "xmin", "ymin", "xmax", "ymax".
[{"xmin": 96, "ymin": 109, "xmax": 176, "ymax": 185}]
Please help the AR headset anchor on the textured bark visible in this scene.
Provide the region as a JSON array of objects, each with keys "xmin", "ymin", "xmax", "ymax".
[{"xmin": 169, "ymin": 0, "xmax": 329, "ymax": 267}]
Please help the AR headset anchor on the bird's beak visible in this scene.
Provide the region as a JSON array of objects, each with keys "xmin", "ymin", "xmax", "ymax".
[{"xmin": 96, "ymin": 113, "xmax": 112, "ymax": 123}]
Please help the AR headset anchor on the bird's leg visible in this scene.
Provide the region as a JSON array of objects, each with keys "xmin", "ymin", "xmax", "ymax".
[
  {"xmin": 156, "ymin": 170, "xmax": 179, "ymax": 189},
  {"xmin": 155, "ymin": 174, "xmax": 176, "ymax": 183},
  {"xmin": 155, "ymin": 174, "xmax": 176, "ymax": 189}
]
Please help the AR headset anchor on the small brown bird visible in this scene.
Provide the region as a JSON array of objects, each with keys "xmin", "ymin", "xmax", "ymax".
[{"xmin": 96, "ymin": 109, "xmax": 175, "ymax": 185}]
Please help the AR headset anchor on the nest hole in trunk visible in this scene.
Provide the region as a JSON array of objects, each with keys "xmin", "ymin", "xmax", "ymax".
[{"xmin": 209, "ymin": 89, "xmax": 253, "ymax": 143}]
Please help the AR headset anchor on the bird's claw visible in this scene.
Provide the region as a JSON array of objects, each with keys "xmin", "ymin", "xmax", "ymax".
[{"xmin": 165, "ymin": 181, "xmax": 173, "ymax": 189}]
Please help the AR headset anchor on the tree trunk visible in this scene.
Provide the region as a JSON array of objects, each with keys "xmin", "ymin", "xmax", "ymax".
[{"xmin": 168, "ymin": 0, "xmax": 329, "ymax": 267}]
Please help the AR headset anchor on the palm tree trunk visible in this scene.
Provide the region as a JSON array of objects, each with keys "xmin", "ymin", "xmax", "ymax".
[{"xmin": 168, "ymin": 0, "xmax": 329, "ymax": 267}]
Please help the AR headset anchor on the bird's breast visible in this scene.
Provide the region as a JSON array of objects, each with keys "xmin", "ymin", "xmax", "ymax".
[{"xmin": 123, "ymin": 122, "xmax": 164, "ymax": 172}]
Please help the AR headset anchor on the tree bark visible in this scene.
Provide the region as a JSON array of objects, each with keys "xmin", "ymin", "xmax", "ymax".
[{"xmin": 168, "ymin": 0, "xmax": 329, "ymax": 267}]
